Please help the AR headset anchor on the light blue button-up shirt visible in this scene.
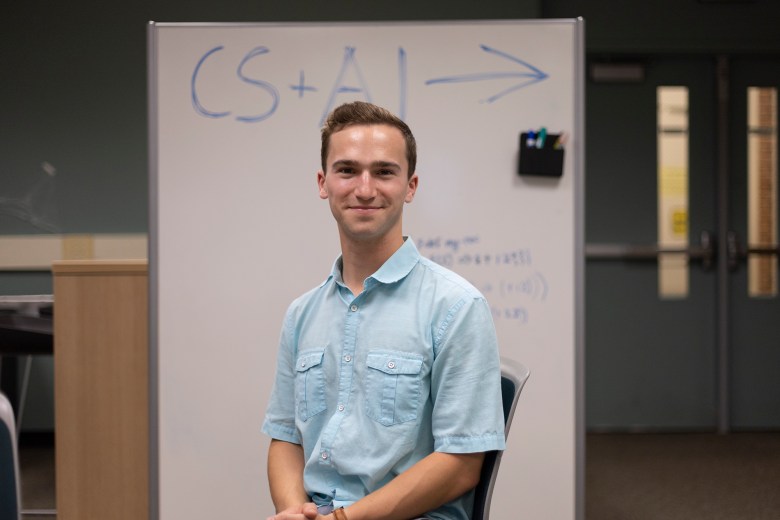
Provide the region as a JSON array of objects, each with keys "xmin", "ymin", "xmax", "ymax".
[{"xmin": 263, "ymin": 238, "xmax": 506, "ymax": 520}]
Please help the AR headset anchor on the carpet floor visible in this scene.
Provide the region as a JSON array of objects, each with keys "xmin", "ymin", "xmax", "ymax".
[{"xmin": 18, "ymin": 432, "xmax": 780, "ymax": 519}]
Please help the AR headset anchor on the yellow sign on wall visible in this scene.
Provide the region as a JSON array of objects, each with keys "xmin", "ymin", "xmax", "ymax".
[{"xmin": 672, "ymin": 209, "xmax": 688, "ymax": 237}]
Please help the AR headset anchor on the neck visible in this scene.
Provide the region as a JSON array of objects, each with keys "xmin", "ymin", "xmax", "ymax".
[{"xmin": 339, "ymin": 234, "xmax": 404, "ymax": 296}]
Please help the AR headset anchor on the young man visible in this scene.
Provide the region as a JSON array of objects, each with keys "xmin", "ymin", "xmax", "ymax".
[{"xmin": 263, "ymin": 102, "xmax": 505, "ymax": 520}]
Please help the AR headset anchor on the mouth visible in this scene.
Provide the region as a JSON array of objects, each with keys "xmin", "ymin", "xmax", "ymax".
[{"xmin": 347, "ymin": 206, "xmax": 383, "ymax": 219}]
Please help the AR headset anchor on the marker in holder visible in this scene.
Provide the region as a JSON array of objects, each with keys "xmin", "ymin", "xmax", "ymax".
[{"xmin": 518, "ymin": 130, "xmax": 565, "ymax": 177}]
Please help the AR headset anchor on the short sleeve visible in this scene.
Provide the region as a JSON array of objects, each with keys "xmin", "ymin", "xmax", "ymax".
[
  {"xmin": 430, "ymin": 296, "xmax": 506, "ymax": 453},
  {"xmin": 262, "ymin": 309, "xmax": 301, "ymax": 444}
]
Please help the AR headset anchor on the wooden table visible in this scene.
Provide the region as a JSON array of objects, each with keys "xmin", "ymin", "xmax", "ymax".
[{"xmin": 52, "ymin": 260, "xmax": 148, "ymax": 520}]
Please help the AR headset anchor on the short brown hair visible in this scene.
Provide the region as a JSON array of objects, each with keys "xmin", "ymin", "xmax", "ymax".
[{"xmin": 320, "ymin": 101, "xmax": 417, "ymax": 177}]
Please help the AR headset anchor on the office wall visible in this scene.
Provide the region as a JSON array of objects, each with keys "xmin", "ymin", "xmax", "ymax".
[{"xmin": 545, "ymin": 0, "xmax": 780, "ymax": 54}]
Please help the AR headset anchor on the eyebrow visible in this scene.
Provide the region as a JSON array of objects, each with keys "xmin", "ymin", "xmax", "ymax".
[{"xmin": 330, "ymin": 159, "xmax": 402, "ymax": 171}]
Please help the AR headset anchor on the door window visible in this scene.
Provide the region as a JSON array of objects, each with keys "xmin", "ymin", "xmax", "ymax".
[
  {"xmin": 657, "ymin": 86, "xmax": 690, "ymax": 298},
  {"xmin": 747, "ymin": 87, "xmax": 778, "ymax": 297}
]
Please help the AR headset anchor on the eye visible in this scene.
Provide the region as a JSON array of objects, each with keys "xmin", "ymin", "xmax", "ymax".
[{"xmin": 377, "ymin": 169, "xmax": 396, "ymax": 176}]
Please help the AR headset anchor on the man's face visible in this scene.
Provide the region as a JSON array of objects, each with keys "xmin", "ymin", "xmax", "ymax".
[{"xmin": 317, "ymin": 124, "xmax": 418, "ymax": 246}]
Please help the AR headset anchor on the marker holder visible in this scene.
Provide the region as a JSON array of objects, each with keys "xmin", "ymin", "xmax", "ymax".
[{"xmin": 518, "ymin": 132, "xmax": 565, "ymax": 177}]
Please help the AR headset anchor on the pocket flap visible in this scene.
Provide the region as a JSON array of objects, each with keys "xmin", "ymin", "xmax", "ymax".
[
  {"xmin": 367, "ymin": 352, "xmax": 423, "ymax": 375},
  {"xmin": 296, "ymin": 350, "xmax": 324, "ymax": 372}
]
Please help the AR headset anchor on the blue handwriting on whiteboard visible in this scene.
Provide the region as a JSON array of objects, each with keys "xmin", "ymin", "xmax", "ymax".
[
  {"xmin": 491, "ymin": 306, "xmax": 529, "ymax": 324},
  {"xmin": 236, "ymin": 47, "xmax": 280, "ymax": 122},
  {"xmin": 397, "ymin": 47, "xmax": 407, "ymax": 120},
  {"xmin": 191, "ymin": 46, "xmax": 231, "ymax": 119},
  {"xmin": 319, "ymin": 47, "xmax": 373, "ymax": 126},
  {"xmin": 290, "ymin": 71, "xmax": 317, "ymax": 98},
  {"xmin": 425, "ymin": 44, "xmax": 548, "ymax": 104},
  {"xmin": 192, "ymin": 45, "xmax": 280, "ymax": 122},
  {"xmin": 190, "ymin": 45, "xmax": 409, "ymax": 125},
  {"xmin": 417, "ymin": 234, "xmax": 533, "ymax": 269},
  {"xmin": 499, "ymin": 273, "xmax": 549, "ymax": 301},
  {"xmin": 417, "ymin": 235, "xmax": 548, "ymax": 326},
  {"xmin": 416, "ymin": 235, "xmax": 479, "ymax": 253}
]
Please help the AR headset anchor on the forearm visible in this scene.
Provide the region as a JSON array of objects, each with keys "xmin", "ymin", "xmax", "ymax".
[
  {"xmin": 343, "ymin": 451, "xmax": 485, "ymax": 520},
  {"xmin": 268, "ymin": 439, "xmax": 310, "ymax": 512}
]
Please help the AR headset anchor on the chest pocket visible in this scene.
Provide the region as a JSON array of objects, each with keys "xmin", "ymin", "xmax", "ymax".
[
  {"xmin": 295, "ymin": 350, "xmax": 327, "ymax": 422},
  {"xmin": 365, "ymin": 351, "xmax": 424, "ymax": 426}
]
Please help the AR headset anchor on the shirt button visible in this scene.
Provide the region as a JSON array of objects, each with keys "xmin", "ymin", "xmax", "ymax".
[
  {"xmin": 338, "ymin": 404, "xmax": 345, "ymax": 412},
  {"xmin": 321, "ymin": 451, "xmax": 329, "ymax": 460},
  {"xmin": 300, "ymin": 361, "xmax": 306, "ymax": 367},
  {"xmin": 387, "ymin": 361, "xmax": 396, "ymax": 369},
  {"xmin": 350, "ymin": 304, "xmax": 358, "ymax": 312},
  {"xmin": 344, "ymin": 355, "xmax": 352, "ymax": 362}
]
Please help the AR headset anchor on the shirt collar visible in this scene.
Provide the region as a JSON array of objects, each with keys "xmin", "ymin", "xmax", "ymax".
[
  {"xmin": 327, "ymin": 236, "xmax": 420, "ymax": 287},
  {"xmin": 370, "ymin": 236, "xmax": 420, "ymax": 284}
]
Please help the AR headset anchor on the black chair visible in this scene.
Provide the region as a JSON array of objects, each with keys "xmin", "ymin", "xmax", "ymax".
[
  {"xmin": 472, "ymin": 358, "xmax": 530, "ymax": 520},
  {"xmin": 0, "ymin": 392, "xmax": 21, "ymax": 520}
]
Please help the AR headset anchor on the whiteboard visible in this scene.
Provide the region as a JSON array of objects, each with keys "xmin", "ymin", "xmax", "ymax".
[{"xmin": 149, "ymin": 20, "xmax": 584, "ymax": 520}]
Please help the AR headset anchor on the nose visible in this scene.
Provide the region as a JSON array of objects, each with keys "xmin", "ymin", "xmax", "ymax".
[{"xmin": 354, "ymin": 171, "xmax": 376, "ymax": 199}]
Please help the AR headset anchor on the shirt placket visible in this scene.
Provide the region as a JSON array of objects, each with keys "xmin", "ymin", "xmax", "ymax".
[{"xmin": 317, "ymin": 290, "xmax": 362, "ymax": 473}]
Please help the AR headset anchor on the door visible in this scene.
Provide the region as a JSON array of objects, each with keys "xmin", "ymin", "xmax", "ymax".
[
  {"xmin": 586, "ymin": 55, "xmax": 780, "ymax": 431},
  {"xmin": 728, "ymin": 56, "xmax": 780, "ymax": 429}
]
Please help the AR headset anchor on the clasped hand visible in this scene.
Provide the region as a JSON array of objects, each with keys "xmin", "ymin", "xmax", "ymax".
[{"xmin": 266, "ymin": 502, "xmax": 333, "ymax": 520}]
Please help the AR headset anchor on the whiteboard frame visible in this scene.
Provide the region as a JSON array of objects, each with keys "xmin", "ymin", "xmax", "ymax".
[{"xmin": 148, "ymin": 18, "xmax": 585, "ymax": 520}]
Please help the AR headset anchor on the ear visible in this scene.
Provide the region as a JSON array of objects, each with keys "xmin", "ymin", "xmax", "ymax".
[
  {"xmin": 405, "ymin": 174, "xmax": 419, "ymax": 203},
  {"xmin": 317, "ymin": 170, "xmax": 328, "ymax": 199}
]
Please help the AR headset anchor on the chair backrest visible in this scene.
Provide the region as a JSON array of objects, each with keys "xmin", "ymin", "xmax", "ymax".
[
  {"xmin": 0, "ymin": 392, "xmax": 21, "ymax": 520},
  {"xmin": 472, "ymin": 358, "xmax": 530, "ymax": 520}
]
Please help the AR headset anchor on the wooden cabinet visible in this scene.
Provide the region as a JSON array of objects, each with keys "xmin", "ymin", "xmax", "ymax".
[{"xmin": 52, "ymin": 260, "xmax": 148, "ymax": 520}]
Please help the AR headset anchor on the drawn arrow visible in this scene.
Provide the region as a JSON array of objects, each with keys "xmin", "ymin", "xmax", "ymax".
[{"xmin": 425, "ymin": 44, "xmax": 548, "ymax": 103}]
